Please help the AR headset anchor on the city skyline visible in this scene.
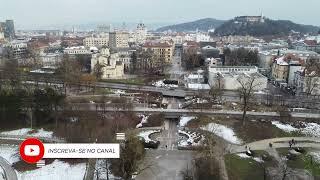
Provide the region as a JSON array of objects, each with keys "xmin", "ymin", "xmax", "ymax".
[{"xmin": 0, "ymin": 0, "xmax": 320, "ymax": 30}]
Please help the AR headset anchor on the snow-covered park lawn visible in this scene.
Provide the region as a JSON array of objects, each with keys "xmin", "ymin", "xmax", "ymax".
[
  {"xmin": 236, "ymin": 153, "xmax": 264, "ymax": 163},
  {"xmin": 178, "ymin": 130, "xmax": 204, "ymax": 147},
  {"xmin": 0, "ymin": 144, "xmax": 20, "ymax": 164},
  {"xmin": 0, "ymin": 144, "xmax": 86, "ymax": 180},
  {"xmin": 201, "ymin": 123, "xmax": 242, "ymax": 144},
  {"xmin": 17, "ymin": 160, "xmax": 86, "ymax": 180},
  {"xmin": 179, "ymin": 116, "xmax": 196, "ymax": 127},
  {"xmin": 137, "ymin": 130, "xmax": 160, "ymax": 143},
  {"xmin": 272, "ymin": 121, "xmax": 320, "ymax": 137},
  {"xmin": 0, "ymin": 128, "xmax": 53, "ymax": 138}
]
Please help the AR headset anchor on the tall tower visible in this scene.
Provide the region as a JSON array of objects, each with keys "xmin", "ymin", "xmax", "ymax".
[
  {"xmin": 4, "ymin": 20, "xmax": 15, "ymax": 40},
  {"xmin": 260, "ymin": 12, "xmax": 265, "ymax": 23},
  {"xmin": 135, "ymin": 22, "xmax": 147, "ymax": 44}
]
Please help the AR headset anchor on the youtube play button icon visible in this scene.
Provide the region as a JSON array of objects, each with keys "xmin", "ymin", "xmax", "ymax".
[{"xmin": 19, "ymin": 138, "xmax": 44, "ymax": 164}]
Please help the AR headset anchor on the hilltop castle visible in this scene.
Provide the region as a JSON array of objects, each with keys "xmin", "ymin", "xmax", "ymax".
[{"xmin": 234, "ymin": 14, "xmax": 265, "ymax": 23}]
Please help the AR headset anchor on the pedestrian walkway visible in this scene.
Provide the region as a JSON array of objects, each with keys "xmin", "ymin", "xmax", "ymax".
[
  {"xmin": 229, "ymin": 137, "xmax": 320, "ymax": 154},
  {"xmin": 0, "ymin": 157, "xmax": 17, "ymax": 180}
]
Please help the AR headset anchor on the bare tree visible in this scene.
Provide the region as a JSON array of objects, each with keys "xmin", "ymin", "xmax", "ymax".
[
  {"xmin": 237, "ymin": 74, "xmax": 262, "ymax": 125},
  {"xmin": 194, "ymin": 131, "xmax": 222, "ymax": 180},
  {"xmin": 93, "ymin": 62, "xmax": 104, "ymax": 80},
  {"xmin": 110, "ymin": 133, "xmax": 150, "ymax": 180},
  {"xmin": 56, "ymin": 54, "xmax": 82, "ymax": 95},
  {"xmin": 304, "ymin": 57, "xmax": 320, "ymax": 96},
  {"xmin": 209, "ymin": 73, "xmax": 224, "ymax": 104},
  {"xmin": 304, "ymin": 76, "xmax": 320, "ymax": 96}
]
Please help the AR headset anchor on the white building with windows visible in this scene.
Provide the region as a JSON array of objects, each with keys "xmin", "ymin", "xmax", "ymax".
[
  {"xmin": 208, "ymin": 66, "xmax": 267, "ymax": 90},
  {"xmin": 40, "ymin": 52, "xmax": 63, "ymax": 67},
  {"xmin": 91, "ymin": 48, "xmax": 124, "ymax": 79},
  {"xmin": 6, "ymin": 39, "xmax": 28, "ymax": 58},
  {"xmin": 64, "ymin": 46, "xmax": 91, "ymax": 55},
  {"xmin": 109, "ymin": 31, "xmax": 129, "ymax": 48},
  {"xmin": 83, "ymin": 36, "xmax": 109, "ymax": 47},
  {"xmin": 294, "ymin": 69, "xmax": 320, "ymax": 95},
  {"xmin": 135, "ymin": 23, "xmax": 147, "ymax": 44}
]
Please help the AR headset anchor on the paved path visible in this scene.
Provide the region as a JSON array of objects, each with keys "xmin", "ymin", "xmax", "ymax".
[
  {"xmin": 0, "ymin": 157, "xmax": 17, "ymax": 180},
  {"xmin": 136, "ymin": 149, "xmax": 193, "ymax": 180},
  {"xmin": 229, "ymin": 137, "xmax": 320, "ymax": 154}
]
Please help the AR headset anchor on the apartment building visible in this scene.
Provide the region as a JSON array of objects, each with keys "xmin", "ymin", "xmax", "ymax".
[
  {"xmin": 83, "ymin": 36, "xmax": 109, "ymax": 47},
  {"xmin": 142, "ymin": 40, "xmax": 174, "ymax": 63},
  {"xmin": 109, "ymin": 31, "xmax": 129, "ymax": 48}
]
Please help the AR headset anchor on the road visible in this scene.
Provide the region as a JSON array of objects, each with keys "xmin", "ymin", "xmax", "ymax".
[
  {"xmin": 0, "ymin": 157, "xmax": 17, "ymax": 180},
  {"xmin": 136, "ymin": 150, "xmax": 193, "ymax": 180},
  {"xmin": 157, "ymin": 120, "xmax": 178, "ymax": 150},
  {"xmin": 69, "ymin": 104, "xmax": 320, "ymax": 119},
  {"xmin": 23, "ymin": 78, "xmax": 320, "ymax": 108},
  {"xmin": 168, "ymin": 49, "xmax": 184, "ymax": 80}
]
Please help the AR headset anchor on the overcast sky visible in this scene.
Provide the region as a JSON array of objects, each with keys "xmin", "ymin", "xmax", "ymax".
[{"xmin": 0, "ymin": 0, "xmax": 319, "ymax": 29}]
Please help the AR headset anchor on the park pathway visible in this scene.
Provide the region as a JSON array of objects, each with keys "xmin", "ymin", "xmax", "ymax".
[{"xmin": 0, "ymin": 157, "xmax": 18, "ymax": 180}]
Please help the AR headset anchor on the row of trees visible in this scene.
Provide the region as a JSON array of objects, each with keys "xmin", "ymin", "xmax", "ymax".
[
  {"xmin": 224, "ymin": 47, "xmax": 259, "ymax": 66},
  {"xmin": 55, "ymin": 108, "xmax": 146, "ymax": 180},
  {"xmin": 209, "ymin": 72, "xmax": 263, "ymax": 126},
  {"xmin": 0, "ymin": 86, "xmax": 65, "ymax": 129},
  {"xmin": 182, "ymin": 51, "xmax": 204, "ymax": 70},
  {"xmin": 304, "ymin": 57, "xmax": 320, "ymax": 95},
  {"xmin": 130, "ymin": 49, "xmax": 166, "ymax": 75}
]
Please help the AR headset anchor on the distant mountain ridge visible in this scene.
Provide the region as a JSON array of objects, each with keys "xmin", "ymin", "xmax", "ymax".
[
  {"xmin": 213, "ymin": 17, "xmax": 319, "ymax": 36},
  {"xmin": 156, "ymin": 18, "xmax": 226, "ymax": 32}
]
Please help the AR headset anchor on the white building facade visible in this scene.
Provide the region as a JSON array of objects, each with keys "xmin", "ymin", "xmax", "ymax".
[
  {"xmin": 208, "ymin": 66, "xmax": 267, "ymax": 90},
  {"xmin": 83, "ymin": 36, "xmax": 109, "ymax": 47},
  {"xmin": 91, "ymin": 48, "xmax": 124, "ymax": 79},
  {"xmin": 64, "ymin": 46, "xmax": 91, "ymax": 55},
  {"xmin": 109, "ymin": 31, "xmax": 129, "ymax": 48}
]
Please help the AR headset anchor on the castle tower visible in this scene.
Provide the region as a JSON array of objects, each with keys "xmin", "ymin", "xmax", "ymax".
[{"xmin": 260, "ymin": 12, "xmax": 265, "ymax": 23}]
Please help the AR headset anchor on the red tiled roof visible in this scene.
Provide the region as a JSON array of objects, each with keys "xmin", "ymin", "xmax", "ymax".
[
  {"xmin": 304, "ymin": 40, "xmax": 317, "ymax": 46},
  {"xmin": 143, "ymin": 41, "xmax": 171, "ymax": 48}
]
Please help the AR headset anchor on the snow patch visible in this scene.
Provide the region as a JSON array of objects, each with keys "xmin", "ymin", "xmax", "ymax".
[
  {"xmin": 271, "ymin": 121, "xmax": 297, "ymax": 133},
  {"xmin": 300, "ymin": 123, "xmax": 320, "ymax": 137},
  {"xmin": 17, "ymin": 160, "xmax": 86, "ymax": 180},
  {"xmin": 0, "ymin": 128, "xmax": 53, "ymax": 138},
  {"xmin": 112, "ymin": 89, "xmax": 126, "ymax": 95},
  {"xmin": 152, "ymin": 80, "xmax": 178, "ymax": 88},
  {"xmin": 178, "ymin": 130, "xmax": 204, "ymax": 147},
  {"xmin": 309, "ymin": 151, "xmax": 320, "ymax": 163},
  {"xmin": 237, "ymin": 153, "xmax": 251, "ymax": 158},
  {"xmin": 136, "ymin": 114, "xmax": 149, "ymax": 128},
  {"xmin": 179, "ymin": 116, "xmax": 196, "ymax": 127},
  {"xmin": 138, "ymin": 130, "xmax": 160, "ymax": 143},
  {"xmin": 201, "ymin": 123, "xmax": 242, "ymax": 144},
  {"xmin": 0, "ymin": 145, "xmax": 20, "ymax": 164},
  {"xmin": 94, "ymin": 159, "xmax": 121, "ymax": 180},
  {"xmin": 236, "ymin": 153, "xmax": 264, "ymax": 163},
  {"xmin": 272, "ymin": 121, "xmax": 320, "ymax": 137}
]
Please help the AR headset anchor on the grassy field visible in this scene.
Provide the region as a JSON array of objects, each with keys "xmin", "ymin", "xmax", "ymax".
[
  {"xmin": 233, "ymin": 120, "xmax": 304, "ymax": 143},
  {"xmin": 277, "ymin": 148, "xmax": 320, "ymax": 177},
  {"xmin": 225, "ymin": 150, "xmax": 279, "ymax": 180},
  {"xmin": 186, "ymin": 115, "xmax": 303, "ymax": 143},
  {"xmin": 225, "ymin": 154, "xmax": 265, "ymax": 180}
]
